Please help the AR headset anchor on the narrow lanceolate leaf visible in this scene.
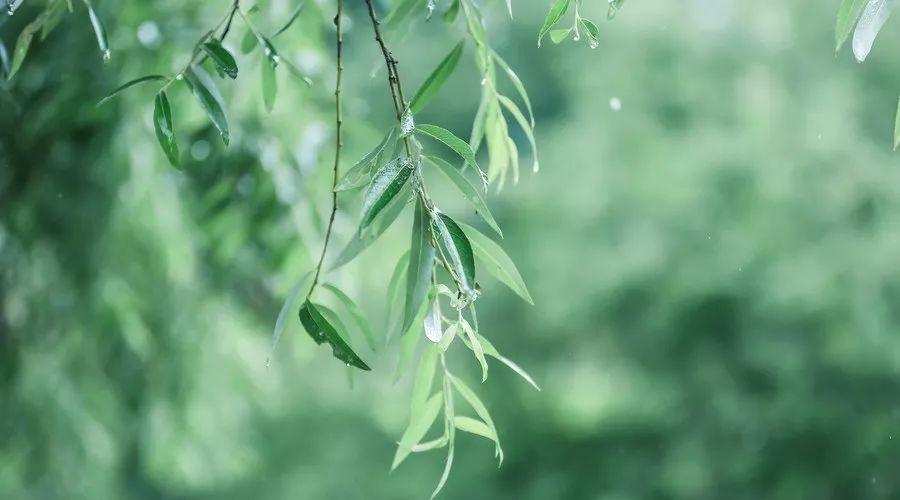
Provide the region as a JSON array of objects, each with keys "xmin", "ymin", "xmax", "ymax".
[
  {"xmin": 448, "ymin": 373, "xmax": 502, "ymax": 463},
  {"xmin": 83, "ymin": 0, "xmax": 109, "ymax": 60},
  {"xmin": 432, "ymin": 374, "xmax": 455, "ymax": 499},
  {"xmin": 416, "ymin": 124, "xmax": 483, "ymax": 178},
  {"xmin": 0, "ymin": 41, "xmax": 9, "ymax": 79},
  {"xmin": 836, "ymin": 0, "xmax": 869, "ymax": 51},
  {"xmin": 424, "ymin": 299, "xmax": 443, "ymax": 343},
  {"xmin": 497, "ymin": 95, "xmax": 539, "ymax": 173},
  {"xmin": 335, "ymin": 127, "xmax": 396, "ymax": 191},
  {"xmin": 454, "ymin": 416, "xmax": 496, "ymax": 441},
  {"xmin": 8, "ymin": 14, "xmax": 44, "ymax": 80},
  {"xmin": 261, "ymin": 56, "xmax": 277, "ymax": 111},
  {"xmin": 298, "ymin": 301, "xmax": 370, "ymax": 370},
  {"xmin": 458, "ymin": 222, "xmax": 533, "ymax": 305},
  {"xmin": 460, "ymin": 319, "xmax": 488, "ymax": 382},
  {"xmin": 410, "ymin": 344, "xmax": 439, "ymax": 416},
  {"xmin": 427, "ymin": 156, "xmax": 502, "ymax": 238},
  {"xmin": 386, "ymin": 251, "xmax": 411, "ymax": 341},
  {"xmin": 97, "ymin": 75, "xmax": 167, "ymax": 107},
  {"xmin": 549, "ymin": 28, "xmax": 571, "ymax": 44},
  {"xmin": 273, "ymin": 1, "xmax": 305, "ymax": 38},
  {"xmin": 894, "ymin": 97, "xmax": 900, "ymax": 150},
  {"xmin": 538, "ymin": 0, "xmax": 571, "ymax": 47},
  {"xmin": 392, "ymin": 393, "xmax": 443, "ymax": 470},
  {"xmin": 404, "ymin": 199, "xmax": 436, "ymax": 334},
  {"xmin": 202, "ymin": 40, "xmax": 238, "ymax": 79},
  {"xmin": 410, "ymin": 41, "xmax": 464, "ymax": 114},
  {"xmin": 241, "ymin": 30, "xmax": 257, "ymax": 53},
  {"xmin": 412, "ymin": 436, "xmax": 448, "ymax": 452},
  {"xmin": 153, "ymin": 92, "xmax": 180, "ymax": 168},
  {"xmin": 384, "ymin": 0, "xmax": 426, "ymax": 33},
  {"xmin": 360, "ymin": 158, "xmax": 415, "ymax": 232},
  {"xmin": 852, "ymin": 0, "xmax": 894, "ymax": 62},
  {"xmin": 321, "ymin": 284, "xmax": 377, "ymax": 351},
  {"xmin": 258, "ymin": 35, "xmax": 281, "ymax": 66},
  {"xmin": 184, "ymin": 65, "xmax": 230, "ymax": 145},
  {"xmin": 476, "ymin": 333, "xmax": 540, "ymax": 391},
  {"xmin": 267, "ymin": 271, "xmax": 312, "ymax": 366},
  {"xmin": 491, "ymin": 50, "xmax": 535, "ymax": 127},
  {"xmin": 331, "ymin": 181, "xmax": 412, "ymax": 271},
  {"xmin": 432, "ymin": 212, "xmax": 476, "ymax": 298}
]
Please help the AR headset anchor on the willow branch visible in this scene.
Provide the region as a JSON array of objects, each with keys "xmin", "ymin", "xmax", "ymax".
[{"xmin": 307, "ymin": 0, "xmax": 344, "ymax": 296}]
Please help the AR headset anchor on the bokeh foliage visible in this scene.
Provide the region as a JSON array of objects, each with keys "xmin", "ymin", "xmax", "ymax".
[{"xmin": 2, "ymin": 0, "xmax": 900, "ymax": 498}]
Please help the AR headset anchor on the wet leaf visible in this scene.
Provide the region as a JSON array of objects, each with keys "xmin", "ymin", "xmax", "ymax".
[
  {"xmin": 460, "ymin": 319, "xmax": 488, "ymax": 382},
  {"xmin": 424, "ymin": 299, "xmax": 442, "ymax": 342},
  {"xmin": 393, "ymin": 393, "xmax": 442, "ymax": 470},
  {"xmin": 298, "ymin": 301, "xmax": 370, "ymax": 370},
  {"xmin": 321, "ymin": 284, "xmax": 377, "ymax": 351},
  {"xmin": 202, "ymin": 40, "xmax": 238, "ymax": 79},
  {"xmin": 426, "ymin": 155, "xmax": 502, "ymax": 237},
  {"xmin": 404, "ymin": 199, "xmax": 436, "ymax": 333},
  {"xmin": 549, "ymin": 27, "xmax": 571, "ymax": 44},
  {"xmin": 475, "ymin": 332, "xmax": 540, "ymax": 391},
  {"xmin": 416, "ymin": 124, "xmax": 482, "ymax": 178},
  {"xmin": 410, "ymin": 41, "xmax": 464, "ymax": 114},
  {"xmin": 83, "ymin": 0, "xmax": 109, "ymax": 60},
  {"xmin": 335, "ymin": 127, "xmax": 396, "ymax": 191},
  {"xmin": 330, "ymin": 181, "xmax": 412, "ymax": 270},
  {"xmin": 497, "ymin": 95, "xmax": 539, "ymax": 173},
  {"xmin": 153, "ymin": 92, "xmax": 180, "ymax": 168},
  {"xmin": 458, "ymin": 222, "xmax": 533, "ymax": 304},
  {"xmin": 97, "ymin": 75, "xmax": 167, "ymax": 107},
  {"xmin": 538, "ymin": 0, "xmax": 571, "ymax": 47},
  {"xmin": 852, "ymin": 0, "xmax": 893, "ymax": 62},
  {"xmin": 432, "ymin": 212, "xmax": 476, "ymax": 298},
  {"xmin": 273, "ymin": 1, "xmax": 305, "ymax": 38},
  {"xmin": 184, "ymin": 65, "xmax": 230, "ymax": 145},
  {"xmin": 8, "ymin": 14, "xmax": 45, "ymax": 80},
  {"xmin": 836, "ymin": 0, "xmax": 869, "ymax": 51},
  {"xmin": 448, "ymin": 373, "xmax": 502, "ymax": 463},
  {"xmin": 491, "ymin": 50, "xmax": 535, "ymax": 127},
  {"xmin": 360, "ymin": 158, "xmax": 415, "ymax": 232}
]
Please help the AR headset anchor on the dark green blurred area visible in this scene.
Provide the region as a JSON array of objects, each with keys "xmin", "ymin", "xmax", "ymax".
[{"xmin": 2, "ymin": 0, "xmax": 900, "ymax": 498}]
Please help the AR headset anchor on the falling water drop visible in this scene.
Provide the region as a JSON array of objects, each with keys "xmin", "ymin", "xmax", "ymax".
[
  {"xmin": 589, "ymin": 38, "xmax": 599, "ymax": 49},
  {"xmin": 480, "ymin": 77, "xmax": 487, "ymax": 86},
  {"xmin": 272, "ymin": 54, "xmax": 281, "ymax": 66},
  {"xmin": 609, "ymin": 97, "xmax": 622, "ymax": 111}
]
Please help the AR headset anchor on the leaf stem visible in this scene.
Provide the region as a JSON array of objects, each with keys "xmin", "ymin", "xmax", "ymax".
[{"xmin": 306, "ymin": 0, "xmax": 344, "ymax": 297}]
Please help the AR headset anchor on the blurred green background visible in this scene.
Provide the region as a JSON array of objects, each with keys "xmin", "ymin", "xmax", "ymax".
[{"xmin": 2, "ymin": 0, "xmax": 900, "ymax": 498}]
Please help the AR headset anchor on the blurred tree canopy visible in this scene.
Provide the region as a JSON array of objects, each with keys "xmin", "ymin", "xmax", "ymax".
[{"xmin": 2, "ymin": 0, "xmax": 900, "ymax": 499}]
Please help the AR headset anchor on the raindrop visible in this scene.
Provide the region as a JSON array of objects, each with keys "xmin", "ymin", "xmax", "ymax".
[
  {"xmin": 272, "ymin": 54, "xmax": 281, "ymax": 66},
  {"xmin": 400, "ymin": 109, "xmax": 415, "ymax": 137},
  {"xmin": 589, "ymin": 38, "xmax": 599, "ymax": 49},
  {"xmin": 137, "ymin": 20, "xmax": 161, "ymax": 48},
  {"xmin": 480, "ymin": 77, "xmax": 487, "ymax": 86},
  {"xmin": 191, "ymin": 140, "xmax": 211, "ymax": 161},
  {"xmin": 426, "ymin": 0, "xmax": 436, "ymax": 19},
  {"xmin": 609, "ymin": 97, "xmax": 622, "ymax": 111},
  {"xmin": 102, "ymin": 49, "xmax": 111, "ymax": 62},
  {"xmin": 175, "ymin": 73, "xmax": 184, "ymax": 80}
]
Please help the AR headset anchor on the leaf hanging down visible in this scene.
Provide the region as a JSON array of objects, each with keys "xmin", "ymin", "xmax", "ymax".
[
  {"xmin": 426, "ymin": 156, "xmax": 502, "ymax": 237},
  {"xmin": 335, "ymin": 127, "xmax": 397, "ymax": 192},
  {"xmin": 393, "ymin": 393, "xmax": 443, "ymax": 470},
  {"xmin": 384, "ymin": 0, "xmax": 427, "ymax": 34},
  {"xmin": 202, "ymin": 40, "xmax": 238, "ymax": 79},
  {"xmin": 424, "ymin": 299, "xmax": 443, "ymax": 343},
  {"xmin": 410, "ymin": 41, "xmax": 464, "ymax": 114},
  {"xmin": 404, "ymin": 199, "xmax": 436, "ymax": 334},
  {"xmin": 852, "ymin": 0, "xmax": 894, "ymax": 62},
  {"xmin": 361, "ymin": 157, "xmax": 415, "ymax": 233},
  {"xmin": 267, "ymin": 271, "xmax": 312, "ymax": 366},
  {"xmin": 261, "ymin": 55, "xmax": 277, "ymax": 111},
  {"xmin": 496, "ymin": 95, "xmax": 539, "ymax": 173},
  {"xmin": 538, "ymin": 0, "xmax": 571, "ymax": 47},
  {"xmin": 386, "ymin": 251, "xmax": 411, "ymax": 343},
  {"xmin": 836, "ymin": 0, "xmax": 869, "ymax": 51},
  {"xmin": 97, "ymin": 75, "xmax": 167, "ymax": 107},
  {"xmin": 82, "ymin": 0, "xmax": 109, "ymax": 60},
  {"xmin": 475, "ymin": 332, "xmax": 540, "ymax": 391},
  {"xmin": 491, "ymin": 50, "xmax": 535, "ymax": 128},
  {"xmin": 431, "ymin": 371, "xmax": 455, "ymax": 499},
  {"xmin": 273, "ymin": 1, "xmax": 306, "ymax": 38},
  {"xmin": 8, "ymin": 12, "xmax": 46, "ymax": 80},
  {"xmin": 458, "ymin": 222, "xmax": 533, "ymax": 305},
  {"xmin": 454, "ymin": 416, "xmax": 496, "ymax": 442},
  {"xmin": 459, "ymin": 319, "xmax": 488, "ymax": 382},
  {"xmin": 184, "ymin": 65, "xmax": 230, "ymax": 145},
  {"xmin": 416, "ymin": 124, "xmax": 485, "ymax": 186},
  {"xmin": 432, "ymin": 212, "xmax": 476, "ymax": 299},
  {"xmin": 321, "ymin": 284, "xmax": 378, "ymax": 351},
  {"xmin": 153, "ymin": 92, "xmax": 180, "ymax": 168},
  {"xmin": 894, "ymin": 97, "xmax": 900, "ymax": 150},
  {"xmin": 448, "ymin": 373, "xmax": 502, "ymax": 464},
  {"xmin": 410, "ymin": 344, "xmax": 439, "ymax": 416},
  {"xmin": 298, "ymin": 301, "xmax": 370, "ymax": 371}
]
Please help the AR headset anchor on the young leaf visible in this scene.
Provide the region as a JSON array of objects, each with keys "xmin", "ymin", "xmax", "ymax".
[
  {"xmin": 852, "ymin": 0, "xmax": 894, "ymax": 62},
  {"xmin": 416, "ymin": 124, "xmax": 483, "ymax": 177},
  {"xmin": 497, "ymin": 95, "xmax": 539, "ymax": 173},
  {"xmin": 458, "ymin": 222, "xmax": 533, "ymax": 305},
  {"xmin": 454, "ymin": 416, "xmax": 495, "ymax": 441},
  {"xmin": 448, "ymin": 373, "xmax": 502, "ymax": 462},
  {"xmin": 8, "ymin": 14, "xmax": 45, "ymax": 80},
  {"xmin": 475, "ymin": 332, "xmax": 540, "ymax": 391},
  {"xmin": 460, "ymin": 319, "xmax": 488, "ymax": 382},
  {"xmin": 202, "ymin": 40, "xmax": 238, "ymax": 79},
  {"xmin": 404, "ymin": 199, "xmax": 436, "ymax": 334},
  {"xmin": 331, "ymin": 181, "xmax": 413, "ymax": 270},
  {"xmin": 82, "ymin": 0, "xmax": 109, "ymax": 60},
  {"xmin": 335, "ymin": 127, "xmax": 397, "ymax": 191},
  {"xmin": 360, "ymin": 158, "xmax": 415, "ymax": 233},
  {"xmin": 410, "ymin": 41, "xmax": 464, "ymax": 114},
  {"xmin": 298, "ymin": 301, "xmax": 370, "ymax": 370},
  {"xmin": 432, "ymin": 212, "xmax": 476, "ymax": 298},
  {"xmin": 836, "ymin": 0, "xmax": 869, "ymax": 51},
  {"xmin": 321, "ymin": 284, "xmax": 378, "ymax": 351},
  {"xmin": 153, "ymin": 92, "xmax": 180, "ymax": 168},
  {"xmin": 426, "ymin": 155, "xmax": 502, "ymax": 237},
  {"xmin": 538, "ymin": 0, "xmax": 571, "ymax": 47},
  {"xmin": 267, "ymin": 271, "xmax": 312, "ymax": 366},
  {"xmin": 97, "ymin": 75, "xmax": 167, "ymax": 107},
  {"xmin": 184, "ymin": 65, "xmax": 230, "ymax": 145},
  {"xmin": 410, "ymin": 343, "xmax": 439, "ymax": 416},
  {"xmin": 491, "ymin": 50, "xmax": 535, "ymax": 127},
  {"xmin": 261, "ymin": 57, "xmax": 277, "ymax": 111},
  {"xmin": 424, "ymin": 299, "xmax": 443, "ymax": 343},
  {"xmin": 393, "ymin": 393, "xmax": 443, "ymax": 470},
  {"xmin": 549, "ymin": 27, "xmax": 571, "ymax": 44}
]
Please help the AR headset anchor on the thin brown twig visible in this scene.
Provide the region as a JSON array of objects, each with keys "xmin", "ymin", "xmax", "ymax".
[{"xmin": 307, "ymin": 0, "xmax": 344, "ymax": 297}]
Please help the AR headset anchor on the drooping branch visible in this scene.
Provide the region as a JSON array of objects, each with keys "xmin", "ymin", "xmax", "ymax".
[{"xmin": 307, "ymin": 0, "xmax": 344, "ymax": 296}]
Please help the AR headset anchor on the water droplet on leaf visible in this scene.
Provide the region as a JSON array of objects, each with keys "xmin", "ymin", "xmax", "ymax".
[
  {"xmin": 102, "ymin": 49, "xmax": 111, "ymax": 62},
  {"xmin": 400, "ymin": 109, "xmax": 415, "ymax": 137}
]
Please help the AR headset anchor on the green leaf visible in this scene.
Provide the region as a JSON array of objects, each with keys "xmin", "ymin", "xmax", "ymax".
[
  {"xmin": 153, "ymin": 92, "xmax": 180, "ymax": 168},
  {"xmin": 241, "ymin": 29, "xmax": 257, "ymax": 53},
  {"xmin": 416, "ymin": 124, "xmax": 481, "ymax": 174},
  {"xmin": 412, "ymin": 436, "xmax": 448, "ymax": 452},
  {"xmin": 580, "ymin": 18, "xmax": 600, "ymax": 46},
  {"xmin": 258, "ymin": 35, "xmax": 280, "ymax": 66},
  {"xmin": 384, "ymin": 0, "xmax": 426, "ymax": 34},
  {"xmin": 443, "ymin": 0, "xmax": 460, "ymax": 23},
  {"xmin": 404, "ymin": 199, "xmax": 436, "ymax": 334},
  {"xmin": 97, "ymin": 75, "xmax": 167, "ymax": 107},
  {"xmin": 607, "ymin": 0, "xmax": 626, "ymax": 19},
  {"xmin": 852, "ymin": 0, "xmax": 893, "ymax": 62},
  {"xmin": 410, "ymin": 41, "xmax": 464, "ymax": 114},
  {"xmin": 386, "ymin": 250, "xmax": 411, "ymax": 341},
  {"xmin": 298, "ymin": 301, "xmax": 370, "ymax": 371},
  {"xmin": 0, "ymin": 41, "xmax": 9, "ymax": 79},
  {"xmin": 454, "ymin": 416, "xmax": 495, "ymax": 441},
  {"xmin": 410, "ymin": 343, "xmax": 439, "ymax": 416},
  {"xmin": 497, "ymin": 94, "xmax": 539, "ymax": 173},
  {"xmin": 458, "ymin": 222, "xmax": 533, "ymax": 304},
  {"xmin": 261, "ymin": 56, "xmax": 277, "ymax": 111},
  {"xmin": 432, "ymin": 373, "xmax": 455, "ymax": 499},
  {"xmin": 538, "ymin": 0, "xmax": 571, "ymax": 47},
  {"xmin": 475, "ymin": 332, "xmax": 540, "ymax": 391},
  {"xmin": 335, "ymin": 127, "xmax": 396, "ymax": 192},
  {"xmin": 273, "ymin": 1, "xmax": 305, "ymax": 38},
  {"xmin": 393, "ymin": 393, "xmax": 443, "ymax": 470},
  {"xmin": 202, "ymin": 40, "xmax": 238, "ymax": 79},
  {"xmin": 439, "ymin": 321, "xmax": 458, "ymax": 351},
  {"xmin": 894, "ymin": 96, "xmax": 900, "ymax": 151},
  {"xmin": 321, "ymin": 284, "xmax": 378, "ymax": 351},
  {"xmin": 549, "ymin": 27, "xmax": 571, "ymax": 44},
  {"xmin": 8, "ymin": 15, "xmax": 44, "ymax": 80},
  {"xmin": 448, "ymin": 373, "xmax": 502, "ymax": 463},
  {"xmin": 184, "ymin": 65, "xmax": 230, "ymax": 145},
  {"xmin": 460, "ymin": 319, "xmax": 488, "ymax": 382},
  {"xmin": 360, "ymin": 157, "xmax": 415, "ymax": 232},
  {"xmin": 267, "ymin": 271, "xmax": 312, "ymax": 366},
  {"xmin": 491, "ymin": 50, "xmax": 535, "ymax": 128},
  {"xmin": 432, "ymin": 212, "xmax": 476, "ymax": 298},
  {"xmin": 330, "ymin": 181, "xmax": 413, "ymax": 270},
  {"xmin": 836, "ymin": 0, "xmax": 869, "ymax": 51},
  {"xmin": 426, "ymin": 155, "xmax": 502, "ymax": 238},
  {"xmin": 82, "ymin": 0, "xmax": 109, "ymax": 60}
]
